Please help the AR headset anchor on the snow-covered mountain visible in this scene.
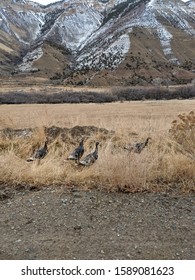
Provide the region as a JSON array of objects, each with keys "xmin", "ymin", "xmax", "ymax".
[{"xmin": 0, "ymin": 0, "xmax": 195, "ymax": 85}]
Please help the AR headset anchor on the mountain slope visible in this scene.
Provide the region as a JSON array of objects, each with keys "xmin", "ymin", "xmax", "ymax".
[{"xmin": 0, "ymin": 0, "xmax": 195, "ymax": 86}]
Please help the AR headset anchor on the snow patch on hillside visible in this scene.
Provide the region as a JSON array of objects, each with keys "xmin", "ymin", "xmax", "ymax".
[
  {"xmin": 76, "ymin": 34, "xmax": 130, "ymax": 70},
  {"xmin": 133, "ymin": 0, "xmax": 180, "ymax": 64},
  {"xmin": 17, "ymin": 47, "xmax": 43, "ymax": 72}
]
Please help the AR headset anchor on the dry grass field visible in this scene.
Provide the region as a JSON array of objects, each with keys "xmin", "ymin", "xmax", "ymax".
[{"xmin": 0, "ymin": 100, "xmax": 195, "ymax": 193}]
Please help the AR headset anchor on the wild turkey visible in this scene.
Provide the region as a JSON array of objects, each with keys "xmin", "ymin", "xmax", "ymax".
[
  {"xmin": 67, "ymin": 138, "xmax": 84, "ymax": 163},
  {"xmin": 27, "ymin": 140, "xmax": 48, "ymax": 162},
  {"xmin": 79, "ymin": 142, "xmax": 99, "ymax": 166},
  {"xmin": 124, "ymin": 137, "xmax": 151, "ymax": 154}
]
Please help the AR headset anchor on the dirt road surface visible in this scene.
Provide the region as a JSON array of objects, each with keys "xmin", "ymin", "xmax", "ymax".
[{"xmin": 0, "ymin": 186, "xmax": 194, "ymax": 260}]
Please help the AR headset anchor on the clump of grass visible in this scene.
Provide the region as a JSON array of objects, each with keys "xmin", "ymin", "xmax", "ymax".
[
  {"xmin": 169, "ymin": 111, "xmax": 195, "ymax": 160},
  {"xmin": 78, "ymin": 137, "xmax": 195, "ymax": 193}
]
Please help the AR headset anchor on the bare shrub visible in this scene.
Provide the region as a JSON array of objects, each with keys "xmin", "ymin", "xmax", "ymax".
[
  {"xmin": 169, "ymin": 111, "xmax": 195, "ymax": 160},
  {"xmin": 114, "ymin": 85, "xmax": 195, "ymax": 101},
  {"xmin": 0, "ymin": 85, "xmax": 194, "ymax": 104},
  {"xmin": 0, "ymin": 91, "xmax": 117, "ymax": 104}
]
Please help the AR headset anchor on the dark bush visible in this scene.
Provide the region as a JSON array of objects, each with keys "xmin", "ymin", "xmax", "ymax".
[
  {"xmin": 0, "ymin": 86, "xmax": 194, "ymax": 104},
  {"xmin": 0, "ymin": 91, "xmax": 117, "ymax": 104},
  {"xmin": 113, "ymin": 86, "xmax": 195, "ymax": 101}
]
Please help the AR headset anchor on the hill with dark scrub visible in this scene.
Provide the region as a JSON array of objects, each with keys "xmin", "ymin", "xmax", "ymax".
[{"xmin": 0, "ymin": 0, "xmax": 195, "ymax": 86}]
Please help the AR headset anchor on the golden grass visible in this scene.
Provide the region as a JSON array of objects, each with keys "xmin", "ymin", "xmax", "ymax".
[
  {"xmin": 1, "ymin": 100, "xmax": 195, "ymax": 132},
  {"xmin": 0, "ymin": 100, "xmax": 195, "ymax": 193}
]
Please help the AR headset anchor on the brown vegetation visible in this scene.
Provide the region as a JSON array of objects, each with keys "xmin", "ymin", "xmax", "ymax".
[
  {"xmin": 0, "ymin": 101, "xmax": 194, "ymax": 193},
  {"xmin": 0, "ymin": 85, "xmax": 194, "ymax": 104}
]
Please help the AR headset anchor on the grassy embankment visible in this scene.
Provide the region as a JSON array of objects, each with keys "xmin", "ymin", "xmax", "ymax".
[{"xmin": 0, "ymin": 100, "xmax": 194, "ymax": 192}]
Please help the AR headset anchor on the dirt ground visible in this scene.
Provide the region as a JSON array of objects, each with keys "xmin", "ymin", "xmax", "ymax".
[{"xmin": 0, "ymin": 185, "xmax": 194, "ymax": 260}]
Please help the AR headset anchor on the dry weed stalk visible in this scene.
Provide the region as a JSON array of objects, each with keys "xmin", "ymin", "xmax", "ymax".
[{"xmin": 169, "ymin": 111, "xmax": 195, "ymax": 159}]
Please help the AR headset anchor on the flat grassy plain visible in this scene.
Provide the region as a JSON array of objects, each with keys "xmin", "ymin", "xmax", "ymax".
[
  {"xmin": 1, "ymin": 99, "xmax": 195, "ymax": 130},
  {"xmin": 0, "ymin": 100, "xmax": 195, "ymax": 192}
]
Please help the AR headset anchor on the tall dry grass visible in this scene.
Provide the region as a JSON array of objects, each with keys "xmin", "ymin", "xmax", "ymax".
[
  {"xmin": 169, "ymin": 111, "xmax": 195, "ymax": 160},
  {"xmin": 0, "ymin": 107, "xmax": 194, "ymax": 193}
]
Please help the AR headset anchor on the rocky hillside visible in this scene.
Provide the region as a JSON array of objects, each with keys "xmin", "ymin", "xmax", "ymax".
[{"xmin": 0, "ymin": 0, "xmax": 195, "ymax": 86}]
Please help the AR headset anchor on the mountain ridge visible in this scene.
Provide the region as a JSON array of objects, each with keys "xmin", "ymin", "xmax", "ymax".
[{"xmin": 0, "ymin": 0, "xmax": 195, "ymax": 86}]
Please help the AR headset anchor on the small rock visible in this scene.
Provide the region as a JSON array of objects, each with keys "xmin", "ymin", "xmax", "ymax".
[
  {"xmin": 73, "ymin": 225, "xmax": 82, "ymax": 231},
  {"xmin": 15, "ymin": 239, "xmax": 22, "ymax": 243},
  {"xmin": 61, "ymin": 198, "xmax": 67, "ymax": 205}
]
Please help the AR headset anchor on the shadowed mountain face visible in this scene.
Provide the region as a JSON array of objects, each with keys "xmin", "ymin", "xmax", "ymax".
[{"xmin": 0, "ymin": 0, "xmax": 195, "ymax": 86}]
